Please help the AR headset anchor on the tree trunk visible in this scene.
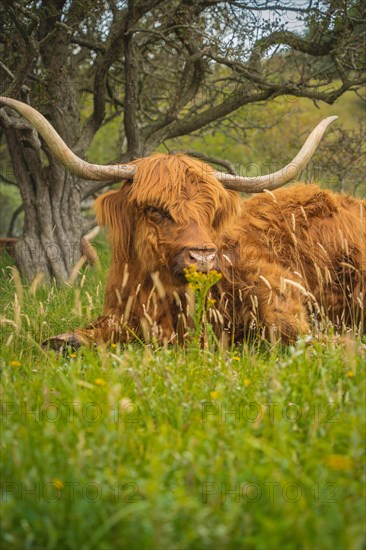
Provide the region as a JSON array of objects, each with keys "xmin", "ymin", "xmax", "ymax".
[{"xmin": 4, "ymin": 126, "xmax": 83, "ymax": 282}]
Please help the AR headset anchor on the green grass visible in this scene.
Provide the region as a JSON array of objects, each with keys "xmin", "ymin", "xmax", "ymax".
[{"xmin": 0, "ymin": 249, "xmax": 365, "ymax": 550}]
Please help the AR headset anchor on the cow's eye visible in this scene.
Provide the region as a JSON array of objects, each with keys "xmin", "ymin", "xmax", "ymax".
[
  {"xmin": 144, "ymin": 206, "xmax": 172, "ymax": 222},
  {"xmin": 145, "ymin": 206, "xmax": 160, "ymax": 215}
]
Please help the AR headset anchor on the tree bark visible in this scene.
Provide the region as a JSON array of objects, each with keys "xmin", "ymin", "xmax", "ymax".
[{"xmin": 4, "ymin": 125, "xmax": 83, "ymax": 282}]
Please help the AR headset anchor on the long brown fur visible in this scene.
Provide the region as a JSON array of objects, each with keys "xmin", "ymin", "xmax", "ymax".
[{"xmin": 45, "ymin": 153, "xmax": 366, "ymax": 349}]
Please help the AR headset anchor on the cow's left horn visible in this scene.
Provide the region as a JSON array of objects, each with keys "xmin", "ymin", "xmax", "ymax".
[
  {"xmin": 214, "ymin": 116, "xmax": 338, "ymax": 193},
  {"xmin": 0, "ymin": 97, "xmax": 136, "ymax": 182}
]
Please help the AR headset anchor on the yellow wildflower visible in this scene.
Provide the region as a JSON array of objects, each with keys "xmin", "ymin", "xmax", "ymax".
[
  {"xmin": 184, "ymin": 265, "xmax": 221, "ymax": 287},
  {"xmin": 232, "ymin": 356, "xmax": 240, "ymax": 361},
  {"xmin": 69, "ymin": 353, "xmax": 77, "ymax": 358},
  {"xmin": 324, "ymin": 454, "xmax": 353, "ymax": 471},
  {"xmin": 210, "ymin": 391, "xmax": 218, "ymax": 399},
  {"xmin": 52, "ymin": 479, "xmax": 64, "ymax": 490},
  {"xmin": 10, "ymin": 360, "xmax": 21, "ymax": 368},
  {"xmin": 346, "ymin": 370, "xmax": 355, "ymax": 378},
  {"xmin": 244, "ymin": 379, "xmax": 251, "ymax": 386},
  {"xmin": 95, "ymin": 378, "xmax": 106, "ymax": 386},
  {"xmin": 111, "ymin": 343, "xmax": 117, "ymax": 348}
]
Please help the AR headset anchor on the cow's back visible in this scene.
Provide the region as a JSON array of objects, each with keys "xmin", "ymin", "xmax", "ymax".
[{"xmin": 232, "ymin": 183, "xmax": 365, "ymax": 327}]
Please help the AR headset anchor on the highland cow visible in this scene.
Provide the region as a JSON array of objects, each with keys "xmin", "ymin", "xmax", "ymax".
[{"xmin": 1, "ymin": 97, "xmax": 365, "ymax": 348}]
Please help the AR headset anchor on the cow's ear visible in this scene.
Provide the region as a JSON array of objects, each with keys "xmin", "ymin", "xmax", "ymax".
[{"xmin": 94, "ymin": 186, "xmax": 134, "ymax": 262}]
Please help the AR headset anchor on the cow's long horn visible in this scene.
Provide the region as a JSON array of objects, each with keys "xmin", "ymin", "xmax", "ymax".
[
  {"xmin": 214, "ymin": 116, "xmax": 338, "ymax": 192},
  {"xmin": 0, "ymin": 97, "xmax": 136, "ymax": 182}
]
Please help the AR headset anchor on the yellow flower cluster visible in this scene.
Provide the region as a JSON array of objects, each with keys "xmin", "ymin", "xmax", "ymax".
[
  {"xmin": 95, "ymin": 378, "xmax": 106, "ymax": 386},
  {"xmin": 184, "ymin": 265, "xmax": 222, "ymax": 291}
]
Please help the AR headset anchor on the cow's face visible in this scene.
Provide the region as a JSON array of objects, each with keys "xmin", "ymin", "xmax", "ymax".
[
  {"xmin": 95, "ymin": 155, "xmax": 240, "ymax": 285},
  {"xmin": 133, "ymin": 203, "xmax": 221, "ymax": 284},
  {"xmin": 134, "ymin": 190, "xmax": 240, "ymax": 284},
  {"xmin": 133, "ymin": 183, "xmax": 239, "ymax": 284}
]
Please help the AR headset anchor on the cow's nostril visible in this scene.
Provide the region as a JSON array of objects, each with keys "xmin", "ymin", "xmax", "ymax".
[{"xmin": 188, "ymin": 250, "xmax": 216, "ymax": 263}]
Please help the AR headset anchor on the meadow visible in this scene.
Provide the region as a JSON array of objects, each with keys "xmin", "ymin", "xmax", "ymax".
[{"xmin": 0, "ymin": 242, "xmax": 365, "ymax": 550}]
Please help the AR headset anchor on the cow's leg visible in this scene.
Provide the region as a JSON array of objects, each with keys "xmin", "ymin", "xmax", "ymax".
[
  {"xmin": 42, "ymin": 315, "xmax": 126, "ymax": 351},
  {"xmin": 42, "ymin": 331, "xmax": 91, "ymax": 351}
]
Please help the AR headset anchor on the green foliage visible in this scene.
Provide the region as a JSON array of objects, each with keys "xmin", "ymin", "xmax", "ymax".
[{"xmin": 0, "ymin": 251, "xmax": 365, "ymax": 549}]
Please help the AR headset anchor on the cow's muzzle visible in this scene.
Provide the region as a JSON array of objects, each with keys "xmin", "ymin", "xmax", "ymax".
[
  {"xmin": 172, "ymin": 247, "xmax": 219, "ymax": 283},
  {"xmin": 187, "ymin": 248, "xmax": 218, "ymax": 272}
]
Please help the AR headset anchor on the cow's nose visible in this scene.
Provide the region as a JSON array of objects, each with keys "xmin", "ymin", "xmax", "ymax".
[{"xmin": 188, "ymin": 248, "xmax": 217, "ymax": 272}]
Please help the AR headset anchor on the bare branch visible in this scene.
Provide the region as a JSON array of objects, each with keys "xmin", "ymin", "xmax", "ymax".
[
  {"xmin": 169, "ymin": 149, "xmax": 238, "ymax": 175},
  {"xmin": 71, "ymin": 37, "xmax": 107, "ymax": 53}
]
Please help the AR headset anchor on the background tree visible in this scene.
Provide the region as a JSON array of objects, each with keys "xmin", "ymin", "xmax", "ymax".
[
  {"xmin": 315, "ymin": 121, "xmax": 366, "ymax": 194},
  {"xmin": 0, "ymin": 0, "xmax": 365, "ymax": 281}
]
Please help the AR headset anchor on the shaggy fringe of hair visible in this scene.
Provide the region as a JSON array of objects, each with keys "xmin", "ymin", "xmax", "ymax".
[{"xmin": 130, "ymin": 153, "xmax": 240, "ymax": 224}]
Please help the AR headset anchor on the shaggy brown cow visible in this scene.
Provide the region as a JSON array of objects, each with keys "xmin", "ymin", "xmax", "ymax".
[{"xmin": 1, "ymin": 97, "xmax": 365, "ymax": 348}]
